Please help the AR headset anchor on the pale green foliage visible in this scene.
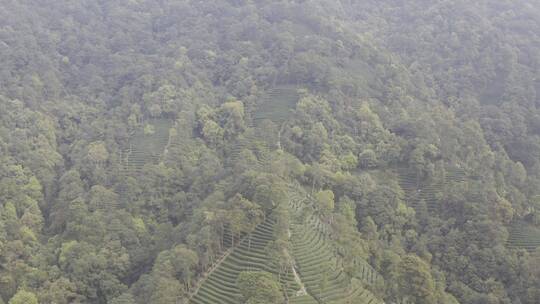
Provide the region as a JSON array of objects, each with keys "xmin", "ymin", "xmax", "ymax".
[
  {"xmin": 153, "ymin": 245, "xmax": 199, "ymax": 289},
  {"xmin": 227, "ymin": 194, "xmax": 264, "ymax": 240},
  {"xmin": 149, "ymin": 277, "xmax": 183, "ymax": 304},
  {"xmin": 202, "ymin": 120, "xmax": 223, "ymax": 144},
  {"xmin": 9, "ymin": 290, "xmax": 38, "ymax": 304},
  {"xmin": 237, "ymin": 271, "xmax": 284, "ymax": 304},
  {"xmin": 87, "ymin": 141, "xmax": 109, "ymax": 164},
  {"xmin": 143, "ymin": 124, "xmax": 155, "ymax": 135},
  {"xmin": 340, "ymin": 151, "xmax": 358, "ymax": 170},
  {"xmin": 397, "ymin": 255, "xmax": 437, "ymax": 304},
  {"xmin": 315, "ymin": 189, "xmax": 335, "ymax": 218}
]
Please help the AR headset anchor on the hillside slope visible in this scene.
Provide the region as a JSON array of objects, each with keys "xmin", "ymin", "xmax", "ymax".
[{"xmin": 0, "ymin": 1, "xmax": 539, "ymax": 304}]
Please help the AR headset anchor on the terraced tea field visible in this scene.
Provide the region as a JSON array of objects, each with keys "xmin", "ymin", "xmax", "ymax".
[
  {"xmin": 353, "ymin": 258, "xmax": 382, "ymax": 286},
  {"xmin": 397, "ymin": 167, "xmax": 467, "ymax": 212},
  {"xmin": 506, "ymin": 221, "xmax": 540, "ymax": 253},
  {"xmin": 121, "ymin": 118, "xmax": 172, "ymax": 174},
  {"xmin": 229, "ymin": 86, "xmax": 299, "ymax": 166},
  {"xmin": 343, "ymin": 59, "xmax": 379, "ymax": 97},
  {"xmin": 289, "ymin": 294, "xmax": 318, "ymax": 304},
  {"xmin": 397, "ymin": 170, "xmax": 443, "ymax": 212},
  {"xmin": 189, "ymin": 216, "xmax": 299, "ymax": 304},
  {"xmin": 190, "ymin": 182, "xmax": 384, "ymax": 304},
  {"xmin": 251, "ymin": 86, "xmax": 300, "ymax": 127},
  {"xmin": 291, "ymin": 219, "xmax": 382, "ymax": 304},
  {"xmin": 288, "ymin": 186, "xmax": 383, "ymax": 304}
]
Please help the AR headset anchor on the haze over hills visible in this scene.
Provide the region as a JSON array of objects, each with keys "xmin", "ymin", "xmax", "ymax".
[{"xmin": 0, "ymin": 1, "xmax": 539, "ymax": 304}]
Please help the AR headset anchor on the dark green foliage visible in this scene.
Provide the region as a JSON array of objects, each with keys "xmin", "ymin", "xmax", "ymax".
[{"xmin": 1, "ymin": 0, "xmax": 540, "ymax": 303}]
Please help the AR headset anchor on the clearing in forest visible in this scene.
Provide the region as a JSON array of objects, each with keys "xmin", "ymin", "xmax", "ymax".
[
  {"xmin": 251, "ymin": 86, "xmax": 300, "ymax": 127},
  {"xmin": 507, "ymin": 220, "xmax": 540, "ymax": 254},
  {"xmin": 396, "ymin": 167, "xmax": 467, "ymax": 212},
  {"xmin": 121, "ymin": 118, "xmax": 173, "ymax": 173},
  {"xmin": 189, "ymin": 183, "xmax": 385, "ymax": 304},
  {"xmin": 189, "ymin": 215, "xmax": 299, "ymax": 304}
]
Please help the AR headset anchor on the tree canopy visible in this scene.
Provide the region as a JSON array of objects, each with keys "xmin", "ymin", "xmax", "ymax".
[{"xmin": 0, "ymin": 0, "xmax": 540, "ymax": 303}]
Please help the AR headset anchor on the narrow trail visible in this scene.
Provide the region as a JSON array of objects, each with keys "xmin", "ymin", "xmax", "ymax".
[
  {"xmin": 291, "ymin": 263, "xmax": 307, "ymax": 296},
  {"xmin": 288, "ymin": 227, "xmax": 307, "ymax": 297},
  {"xmin": 160, "ymin": 120, "xmax": 177, "ymax": 163},
  {"xmin": 188, "ymin": 248, "xmax": 232, "ymax": 299},
  {"xmin": 188, "ymin": 235, "xmax": 243, "ymax": 301}
]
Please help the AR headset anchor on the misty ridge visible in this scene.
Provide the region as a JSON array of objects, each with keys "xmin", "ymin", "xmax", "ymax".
[{"xmin": 0, "ymin": 1, "xmax": 539, "ymax": 304}]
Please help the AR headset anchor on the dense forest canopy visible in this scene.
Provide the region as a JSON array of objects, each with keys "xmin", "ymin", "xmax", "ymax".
[{"xmin": 0, "ymin": 0, "xmax": 539, "ymax": 303}]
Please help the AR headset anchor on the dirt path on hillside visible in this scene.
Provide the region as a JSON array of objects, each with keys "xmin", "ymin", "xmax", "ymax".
[{"xmin": 288, "ymin": 227, "xmax": 307, "ymax": 296}]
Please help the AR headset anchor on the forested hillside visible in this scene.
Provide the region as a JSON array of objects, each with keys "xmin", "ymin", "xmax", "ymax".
[{"xmin": 0, "ymin": 1, "xmax": 539, "ymax": 303}]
